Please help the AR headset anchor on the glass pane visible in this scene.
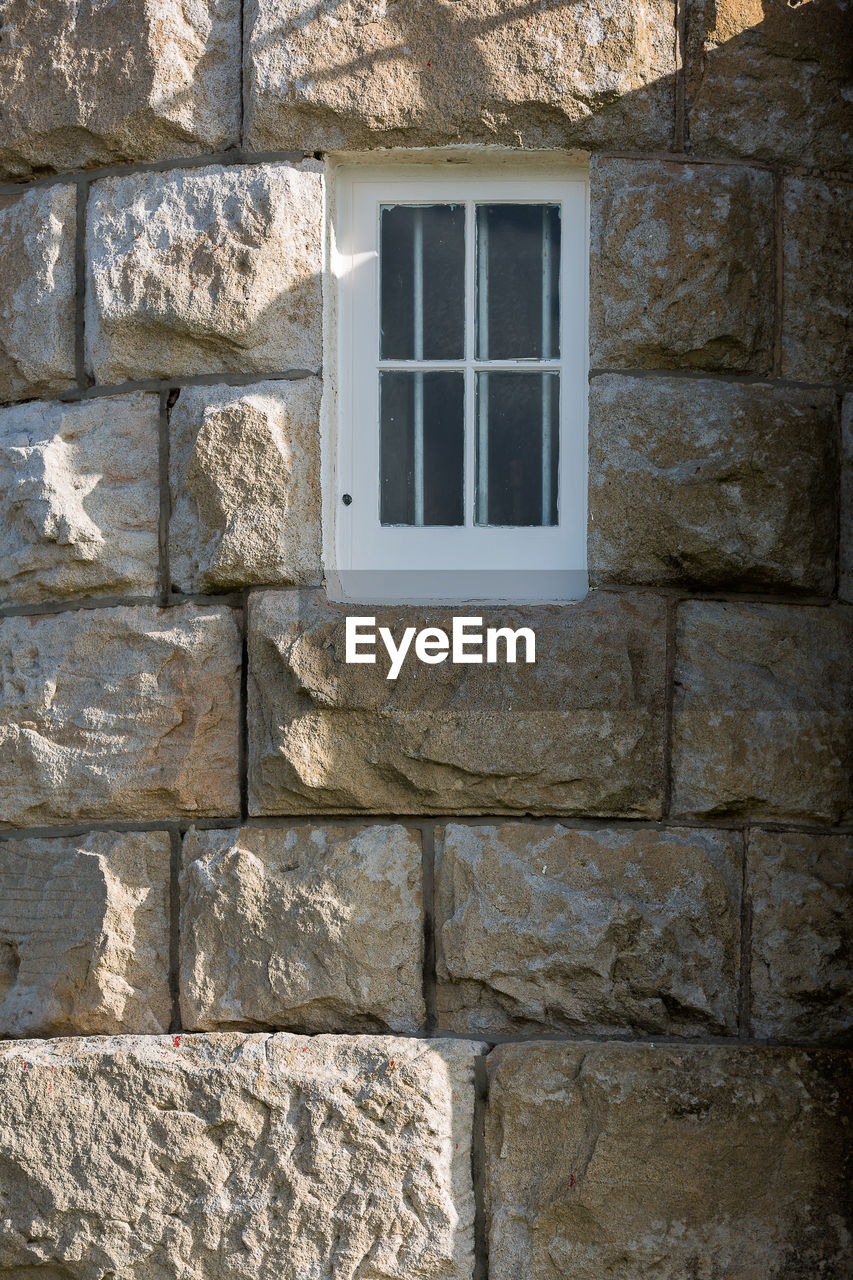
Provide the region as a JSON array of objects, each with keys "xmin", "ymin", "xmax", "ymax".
[
  {"xmin": 380, "ymin": 371, "xmax": 464, "ymax": 526},
  {"xmin": 476, "ymin": 204, "xmax": 561, "ymax": 360},
  {"xmin": 475, "ymin": 372, "xmax": 559, "ymax": 527},
  {"xmin": 380, "ymin": 205, "xmax": 465, "ymax": 360}
]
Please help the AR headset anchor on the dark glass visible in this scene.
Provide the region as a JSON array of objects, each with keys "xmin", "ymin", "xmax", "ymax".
[
  {"xmin": 380, "ymin": 371, "xmax": 465, "ymax": 525},
  {"xmin": 475, "ymin": 372, "xmax": 559, "ymax": 526},
  {"xmin": 380, "ymin": 205, "xmax": 465, "ymax": 360},
  {"xmin": 475, "ymin": 204, "xmax": 561, "ymax": 360}
]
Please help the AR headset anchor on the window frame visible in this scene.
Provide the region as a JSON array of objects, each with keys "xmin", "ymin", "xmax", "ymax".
[{"xmin": 327, "ymin": 156, "xmax": 590, "ymax": 603}]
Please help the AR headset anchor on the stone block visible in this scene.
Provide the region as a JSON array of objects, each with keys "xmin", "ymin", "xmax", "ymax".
[
  {"xmin": 783, "ymin": 177, "xmax": 853, "ymax": 384},
  {"xmin": 435, "ymin": 822, "xmax": 740, "ymax": 1037},
  {"xmin": 248, "ymin": 589, "xmax": 667, "ymax": 817},
  {"xmin": 180, "ymin": 824, "xmax": 424, "ymax": 1033},
  {"xmin": 671, "ymin": 602, "xmax": 853, "ymax": 824},
  {"xmin": 486, "ymin": 1042, "xmax": 851, "ymax": 1280},
  {"xmin": 749, "ymin": 829, "xmax": 852, "ymax": 1043},
  {"xmin": 170, "ymin": 380, "xmax": 322, "ymax": 593},
  {"xmin": 0, "ymin": 830, "xmax": 170, "ymax": 1037},
  {"xmin": 0, "ymin": 604, "xmax": 241, "ymax": 828},
  {"xmin": 0, "ymin": 0, "xmax": 240, "ymax": 180},
  {"xmin": 842, "ymin": 395, "xmax": 853, "ymax": 602},
  {"xmin": 0, "ymin": 184, "xmax": 75, "ymax": 403},
  {"xmin": 245, "ymin": 0, "xmax": 676, "ymax": 153},
  {"xmin": 0, "ymin": 393, "xmax": 159, "ymax": 605},
  {"xmin": 590, "ymin": 159, "xmax": 774, "ymax": 373},
  {"xmin": 85, "ymin": 162, "xmax": 323, "ymax": 385},
  {"xmin": 0, "ymin": 1033, "xmax": 480, "ymax": 1279},
  {"xmin": 685, "ymin": 0, "xmax": 853, "ymax": 170},
  {"xmin": 589, "ymin": 375, "xmax": 837, "ymax": 591}
]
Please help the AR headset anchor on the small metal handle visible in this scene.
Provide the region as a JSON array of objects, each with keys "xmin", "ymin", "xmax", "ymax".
[{"xmin": 342, "ymin": 493, "xmax": 352, "ymax": 506}]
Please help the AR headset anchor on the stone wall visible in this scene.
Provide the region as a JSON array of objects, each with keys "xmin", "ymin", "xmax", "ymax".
[{"xmin": 0, "ymin": 1, "xmax": 851, "ymax": 1276}]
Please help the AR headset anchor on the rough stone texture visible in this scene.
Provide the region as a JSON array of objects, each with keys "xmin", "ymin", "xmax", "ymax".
[
  {"xmin": 842, "ymin": 395, "xmax": 853, "ymax": 602},
  {"xmin": 588, "ymin": 375, "xmax": 837, "ymax": 591},
  {"xmin": 0, "ymin": 0, "xmax": 240, "ymax": 180},
  {"xmin": 0, "ymin": 830, "xmax": 170, "ymax": 1038},
  {"xmin": 180, "ymin": 824, "xmax": 424, "ymax": 1033},
  {"xmin": 685, "ymin": 0, "xmax": 853, "ymax": 170},
  {"xmin": 590, "ymin": 159, "xmax": 774, "ymax": 373},
  {"xmin": 0, "ymin": 184, "xmax": 75, "ymax": 404},
  {"xmin": 435, "ymin": 822, "xmax": 740, "ymax": 1038},
  {"xmin": 248, "ymin": 589, "xmax": 667, "ymax": 817},
  {"xmin": 0, "ymin": 604, "xmax": 241, "ymax": 828},
  {"xmin": 246, "ymin": 0, "xmax": 676, "ymax": 153},
  {"xmin": 0, "ymin": 1033, "xmax": 480, "ymax": 1280},
  {"xmin": 671, "ymin": 602, "xmax": 853, "ymax": 824},
  {"xmin": 782, "ymin": 176, "xmax": 853, "ymax": 384},
  {"xmin": 486, "ymin": 1042, "xmax": 852, "ymax": 1280},
  {"xmin": 0, "ymin": 394, "xmax": 160, "ymax": 605},
  {"xmin": 749, "ymin": 829, "xmax": 852, "ymax": 1043},
  {"xmin": 85, "ymin": 162, "xmax": 323, "ymax": 385},
  {"xmin": 170, "ymin": 380, "xmax": 322, "ymax": 593}
]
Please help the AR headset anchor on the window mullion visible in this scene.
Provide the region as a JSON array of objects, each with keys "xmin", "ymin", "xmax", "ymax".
[{"xmin": 464, "ymin": 199, "xmax": 476, "ymax": 529}]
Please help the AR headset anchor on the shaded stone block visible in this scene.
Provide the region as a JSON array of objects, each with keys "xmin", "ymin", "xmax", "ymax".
[
  {"xmin": 671, "ymin": 602, "xmax": 853, "ymax": 824},
  {"xmin": 0, "ymin": 1033, "xmax": 480, "ymax": 1280},
  {"xmin": 246, "ymin": 0, "xmax": 676, "ymax": 153},
  {"xmin": 0, "ymin": 604, "xmax": 241, "ymax": 828},
  {"xmin": 0, "ymin": 393, "xmax": 159, "ymax": 605},
  {"xmin": 180, "ymin": 823, "xmax": 424, "ymax": 1033},
  {"xmin": 588, "ymin": 375, "xmax": 837, "ymax": 591},
  {"xmin": 435, "ymin": 821, "xmax": 741, "ymax": 1037},
  {"xmin": 169, "ymin": 380, "xmax": 322, "ymax": 593},
  {"xmin": 685, "ymin": 0, "xmax": 853, "ymax": 170},
  {"xmin": 248, "ymin": 589, "xmax": 667, "ymax": 817},
  {"xmin": 0, "ymin": 184, "xmax": 75, "ymax": 404},
  {"xmin": 0, "ymin": 0, "xmax": 240, "ymax": 180},
  {"xmin": 0, "ymin": 830, "xmax": 170, "ymax": 1037},
  {"xmin": 782, "ymin": 176, "xmax": 853, "ymax": 384},
  {"xmin": 85, "ymin": 162, "xmax": 323, "ymax": 385},
  {"xmin": 486, "ymin": 1042, "xmax": 852, "ymax": 1280},
  {"xmin": 590, "ymin": 158, "xmax": 774, "ymax": 373},
  {"xmin": 749, "ymin": 829, "xmax": 852, "ymax": 1043},
  {"xmin": 842, "ymin": 395, "xmax": 853, "ymax": 602}
]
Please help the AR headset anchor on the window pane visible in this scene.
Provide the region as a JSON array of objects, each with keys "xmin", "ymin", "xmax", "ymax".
[
  {"xmin": 475, "ymin": 372, "xmax": 559, "ymax": 527},
  {"xmin": 380, "ymin": 205, "xmax": 465, "ymax": 360},
  {"xmin": 380, "ymin": 371, "xmax": 464, "ymax": 525},
  {"xmin": 476, "ymin": 204, "xmax": 561, "ymax": 360}
]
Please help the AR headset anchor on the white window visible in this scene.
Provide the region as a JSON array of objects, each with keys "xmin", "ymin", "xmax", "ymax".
[{"xmin": 329, "ymin": 158, "xmax": 588, "ymax": 602}]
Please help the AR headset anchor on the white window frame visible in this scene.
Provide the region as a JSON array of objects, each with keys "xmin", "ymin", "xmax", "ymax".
[{"xmin": 327, "ymin": 156, "xmax": 589, "ymax": 603}]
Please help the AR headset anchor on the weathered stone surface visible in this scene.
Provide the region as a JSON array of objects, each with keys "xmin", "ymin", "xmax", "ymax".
[
  {"xmin": 0, "ymin": 184, "xmax": 75, "ymax": 403},
  {"xmin": 0, "ymin": 1033, "xmax": 480, "ymax": 1279},
  {"xmin": 842, "ymin": 395, "xmax": 853, "ymax": 602},
  {"xmin": 0, "ymin": 393, "xmax": 159, "ymax": 605},
  {"xmin": 749, "ymin": 829, "xmax": 852, "ymax": 1043},
  {"xmin": 590, "ymin": 159, "xmax": 774, "ymax": 372},
  {"xmin": 180, "ymin": 824, "xmax": 424, "ymax": 1033},
  {"xmin": 435, "ymin": 822, "xmax": 740, "ymax": 1038},
  {"xmin": 0, "ymin": 830, "xmax": 170, "ymax": 1037},
  {"xmin": 0, "ymin": 0, "xmax": 240, "ymax": 180},
  {"xmin": 671, "ymin": 602, "xmax": 853, "ymax": 823},
  {"xmin": 685, "ymin": 0, "xmax": 853, "ymax": 170},
  {"xmin": 0, "ymin": 604, "xmax": 241, "ymax": 828},
  {"xmin": 170, "ymin": 380, "xmax": 322, "ymax": 593},
  {"xmin": 486, "ymin": 1042, "xmax": 852, "ymax": 1280},
  {"xmin": 246, "ymin": 0, "xmax": 676, "ymax": 153},
  {"xmin": 783, "ymin": 176, "xmax": 853, "ymax": 384},
  {"xmin": 248, "ymin": 589, "xmax": 667, "ymax": 817},
  {"xmin": 589, "ymin": 375, "xmax": 837, "ymax": 591},
  {"xmin": 85, "ymin": 162, "xmax": 323, "ymax": 385}
]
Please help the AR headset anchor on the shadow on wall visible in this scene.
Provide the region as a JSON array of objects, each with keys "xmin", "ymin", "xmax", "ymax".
[{"xmin": 245, "ymin": 0, "xmax": 852, "ymax": 166}]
